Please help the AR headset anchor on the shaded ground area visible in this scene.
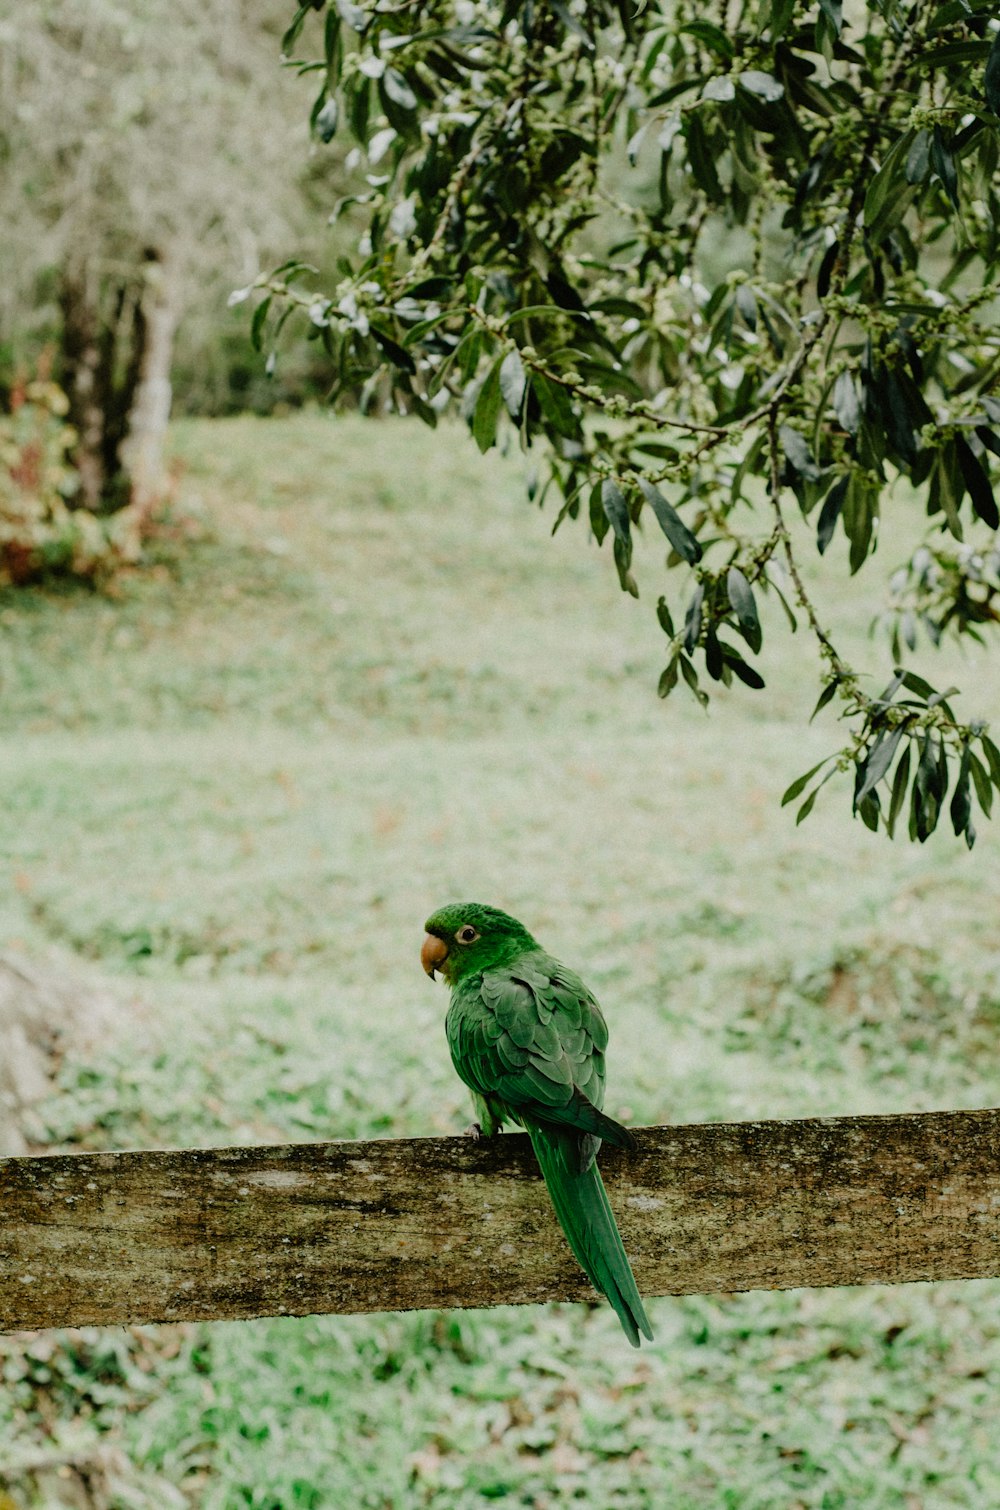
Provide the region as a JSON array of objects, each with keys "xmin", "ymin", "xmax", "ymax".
[
  {"xmin": 0, "ymin": 953, "xmax": 132, "ymax": 1155},
  {"xmin": 2, "ymin": 411, "xmax": 1000, "ymax": 1507}
]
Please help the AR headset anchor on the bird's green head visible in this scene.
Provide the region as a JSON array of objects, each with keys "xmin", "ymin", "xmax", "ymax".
[{"xmin": 421, "ymin": 902, "xmax": 537, "ymax": 985}]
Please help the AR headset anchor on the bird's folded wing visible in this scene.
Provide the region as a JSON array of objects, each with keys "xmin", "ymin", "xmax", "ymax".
[{"xmin": 448, "ymin": 966, "xmax": 634, "ymax": 1150}]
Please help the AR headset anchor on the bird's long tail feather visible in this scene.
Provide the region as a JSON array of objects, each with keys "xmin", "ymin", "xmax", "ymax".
[{"xmin": 527, "ymin": 1124, "xmax": 653, "ymax": 1348}]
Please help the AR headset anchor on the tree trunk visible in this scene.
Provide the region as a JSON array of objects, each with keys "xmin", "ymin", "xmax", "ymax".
[
  {"xmin": 121, "ymin": 252, "xmax": 178, "ymax": 507},
  {"xmin": 58, "ymin": 250, "xmax": 177, "ymax": 513},
  {"xmin": 58, "ymin": 270, "xmax": 110, "ymax": 512}
]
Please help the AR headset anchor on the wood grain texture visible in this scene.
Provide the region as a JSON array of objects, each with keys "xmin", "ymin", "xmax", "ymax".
[{"xmin": 3, "ymin": 1110, "xmax": 1000, "ymax": 1331}]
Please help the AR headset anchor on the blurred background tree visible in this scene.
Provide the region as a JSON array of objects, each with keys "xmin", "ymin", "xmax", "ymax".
[
  {"xmin": 0, "ymin": 0, "xmax": 338, "ymax": 526},
  {"xmin": 261, "ymin": 0, "xmax": 1000, "ymax": 845}
]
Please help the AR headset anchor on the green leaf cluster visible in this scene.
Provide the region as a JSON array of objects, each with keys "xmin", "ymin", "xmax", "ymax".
[
  {"xmin": 784, "ymin": 670, "xmax": 1000, "ymax": 847},
  {"xmin": 262, "ymin": 0, "xmax": 1000, "ymax": 843}
]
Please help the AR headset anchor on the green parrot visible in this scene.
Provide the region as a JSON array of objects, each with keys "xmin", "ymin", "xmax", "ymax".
[{"xmin": 421, "ymin": 902, "xmax": 653, "ymax": 1347}]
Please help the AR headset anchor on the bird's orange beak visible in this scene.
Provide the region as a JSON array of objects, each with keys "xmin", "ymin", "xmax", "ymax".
[{"xmin": 421, "ymin": 932, "xmax": 449, "ymax": 979}]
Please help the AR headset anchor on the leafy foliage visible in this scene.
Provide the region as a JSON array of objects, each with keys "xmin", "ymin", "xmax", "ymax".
[
  {"xmin": 261, "ymin": 0, "xmax": 1000, "ymax": 844},
  {"xmin": 0, "ymin": 376, "xmax": 149, "ymax": 585}
]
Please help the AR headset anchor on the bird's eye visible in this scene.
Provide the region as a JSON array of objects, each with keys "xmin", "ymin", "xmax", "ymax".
[{"xmin": 456, "ymin": 925, "xmax": 479, "ymax": 945}]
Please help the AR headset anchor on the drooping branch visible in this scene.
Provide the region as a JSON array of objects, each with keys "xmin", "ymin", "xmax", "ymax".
[{"xmin": 260, "ymin": 0, "xmax": 1000, "ymax": 845}]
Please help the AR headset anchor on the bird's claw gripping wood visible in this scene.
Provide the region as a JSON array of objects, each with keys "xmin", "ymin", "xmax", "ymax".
[{"xmin": 422, "ymin": 902, "xmax": 653, "ymax": 1347}]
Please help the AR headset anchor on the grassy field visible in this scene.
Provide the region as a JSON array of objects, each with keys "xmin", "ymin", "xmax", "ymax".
[{"xmin": 2, "ymin": 411, "xmax": 1000, "ymax": 1508}]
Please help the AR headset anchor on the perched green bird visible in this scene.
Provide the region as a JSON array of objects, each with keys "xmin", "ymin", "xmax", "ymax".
[{"xmin": 421, "ymin": 902, "xmax": 653, "ymax": 1347}]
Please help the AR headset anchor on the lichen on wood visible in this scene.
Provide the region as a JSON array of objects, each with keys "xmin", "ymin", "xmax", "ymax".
[{"xmin": 3, "ymin": 1110, "xmax": 1000, "ymax": 1332}]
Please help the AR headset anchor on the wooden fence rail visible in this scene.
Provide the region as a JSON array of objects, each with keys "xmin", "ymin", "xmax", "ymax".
[{"xmin": 3, "ymin": 1108, "xmax": 1000, "ymax": 1332}]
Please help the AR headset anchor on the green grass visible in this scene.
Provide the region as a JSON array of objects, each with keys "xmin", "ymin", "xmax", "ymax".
[{"xmin": 2, "ymin": 410, "xmax": 1000, "ymax": 1507}]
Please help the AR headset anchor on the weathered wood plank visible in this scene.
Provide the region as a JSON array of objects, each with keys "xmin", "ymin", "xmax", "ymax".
[{"xmin": 3, "ymin": 1110, "xmax": 1000, "ymax": 1331}]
